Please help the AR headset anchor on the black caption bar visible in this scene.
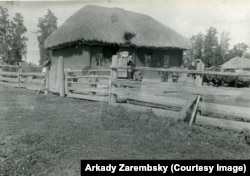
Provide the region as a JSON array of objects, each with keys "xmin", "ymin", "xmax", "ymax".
[{"xmin": 81, "ymin": 160, "xmax": 250, "ymax": 176}]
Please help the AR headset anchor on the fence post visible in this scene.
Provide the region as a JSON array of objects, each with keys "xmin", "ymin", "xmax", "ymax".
[
  {"xmin": 64, "ymin": 70, "xmax": 68, "ymax": 96},
  {"xmin": 195, "ymin": 70, "xmax": 203, "ymax": 87},
  {"xmin": 189, "ymin": 95, "xmax": 201, "ymax": 126},
  {"xmin": 108, "ymin": 69, "xmax": 113, "ymax": 99},
  {"xmin": 109, "ymin": 68, "xmax": 118, "ymax": 103},
  {"xmin": 18, "ymin": 63, "xmax": 21, "ymax": 88},
  {"xmin": 45, "ymin": 70, "xmax": 49, "ymax": 95},
  {"xmin": 59, "ymin": 56, "xmax": 65, "ymax": 97}
]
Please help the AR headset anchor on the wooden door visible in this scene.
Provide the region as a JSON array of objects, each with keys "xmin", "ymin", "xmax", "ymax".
[{"xmin": 49, "ymin": 57, "xmax": 60, "ymax": 93}]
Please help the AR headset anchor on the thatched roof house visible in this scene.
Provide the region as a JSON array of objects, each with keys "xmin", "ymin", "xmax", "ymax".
[
  {"xmin": 222, "ymin": 57, "xmax": 250, "ymax": 70},
  {"xmin": 45, "ymin": 5, "xmax": 191, "ymax": 49},
  {"xmin": 44, "ymin": 5, "xmax": 191, "ymax": 93}
]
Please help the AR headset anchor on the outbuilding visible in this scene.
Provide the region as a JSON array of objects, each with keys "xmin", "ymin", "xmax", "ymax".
[
  {"xmin": 222, "ymin": 57, "xmax": 250, "ymax": 72},
  {"xmin": 44, "ymin": 5, "xmax": 191, "ymax": 93}
]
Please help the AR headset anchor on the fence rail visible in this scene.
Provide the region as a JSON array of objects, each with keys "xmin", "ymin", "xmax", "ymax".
[{"xmin": 111, "ymin": 66, "xmax": 250, "ymax": 77}]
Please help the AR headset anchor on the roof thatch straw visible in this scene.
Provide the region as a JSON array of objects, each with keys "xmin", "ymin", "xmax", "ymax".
[
  {"xmin": 44, "ymin": 5, "xmax": 191, "ymax": 49},
  {"xmin": 222, "ymin": 57, "xmax": 250, "ymax": 70}
]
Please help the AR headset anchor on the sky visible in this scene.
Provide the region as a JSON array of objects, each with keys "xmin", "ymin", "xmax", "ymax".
[{"xmin": 1, "ymin": 0, "xmax": 250, "ymax": 65}]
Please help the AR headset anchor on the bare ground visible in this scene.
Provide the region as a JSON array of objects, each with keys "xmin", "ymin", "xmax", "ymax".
[{"xmin": 0, "ymin": 85, "xmax": 250, "ymax": 175}]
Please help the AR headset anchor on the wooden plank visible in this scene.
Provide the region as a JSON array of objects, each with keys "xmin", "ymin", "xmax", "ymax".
[
  {"xmin": 112, "ymin": 87, "xmax": 156, "ymax": 96},
  {"xmin": 71, "ymin": 91, "xmax": 108, "ymax": 96},
  {"xmin": 36, "ymin": 77, "xmax": 46, "ymax": 95},
  {"xmin": 114, "ymin": 80, "xmax": 247, "ymax": 97},
  {"xmin": 0, "ymin": 64, "xmax": 18, "ymax": 68},
  {"xmin": 68, "ymin": 75, "xmax": 110, "ymax": 79},
  {"xmin": 65, "ymin": 71, "xmax": 69, "ymax": 95},
  {"xmin": 126, "ymin": 99, "xmax": 181, "ymax": 111},
  {"xmin": 58, "ymin": 56, "xmax": 65, "ymax": 97},
  {"xmin": 109, "ymin": 69, "xmax": 113, "ymax": 99},
  {"xmin": 0, "ymin": 81, "xmax": 19, "ymax": 87},
  {"xmin": 21, "ymin": 77, "xmax": 43, "ymax": 84},
  {"xmin": 189, "ymin": 95, "xmax": 201, "ymax": 126},
  {"xmin": 111, "ymin": 66, "xmax": 250, "ymax": 77},
  {"xmin": 113, "ymin": 80, "xmax": 142, "ymax": 88},
  {"xmin": 114, "ymin": 79, "xmax": 250, "ymax": 98},
  {"xmin": 0, "ymin": 71, "xmax": 18, "ymax": 76},
  {"xmin": 109, "ymin": 102, "xmax": 180, "ymax": 119},
  {"xmin": 162, "ymin": 85, "xmax": 250, "ymax": 98},
  {"xmin": 21, "ymin": 65, "xmax": 42, "ymax": 68},
  {"xmin": 0, "ymin": 76, "xmax": 18, "ymax": 83},
  {"xmin": 68, "ymin": 87, "xmax": 109, "ymax": 94},
  {"xmin": 68, "ymin": 69, "xmax": 110, "ymax": 73},
  {"xmin": 45, "ymin": 70, "xmax": 49, "ymax": 95},
  {"xmin": 198, "ymin": 102, "xmax": 250, "ymax": 121},
  {"xmin": 114, "ymin": 79, "xmax": 187, "ymax": 88},
  {"xmin": 70, "ymin": 81, "xmax": 109, "ymax": 85},
  {"xmin": 201, "ymin": 95, "xmax": 250, "ymax": 108},
  {"xmin": 111, "ymin": 88, "xmax": 186, "ymax": 107},
  {"xmin": 67, "ymin": 92, "xmax": 109, "ymax": 102},
  {"xmin": 178, "ymin": 95, "xmax": 197, "ymax": 121},
  {"xmin": 21, "ymin": 72, "xmax": 42, "ymax": 76},
  {"xmin": 110, "ymin": 68, "xmax": 118, "ymax": 102},
  {"xmin": 69, "ymin": 85, "xmax": 109, "ymax": 90},
  {"xmin": 195, "ymin": 114, "xmax": 250, "ymax": 131},
  {"xmin": 23, "ymin": 84, "xmax": 40, "ymax": 91}
]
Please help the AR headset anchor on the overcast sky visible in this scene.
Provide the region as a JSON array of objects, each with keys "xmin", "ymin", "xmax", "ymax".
[{"xmin": 1, "ymin": 0, "xmax": 250, "ymax": 65}]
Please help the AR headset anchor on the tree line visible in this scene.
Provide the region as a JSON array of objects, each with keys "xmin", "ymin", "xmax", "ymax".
[
  {"xmin": 187, "ymin": 27, "xmax": 250, "ymax": 68},
  {"xmin": 0, "ymin": 6, "xmax": 57, "ymax": 66}
]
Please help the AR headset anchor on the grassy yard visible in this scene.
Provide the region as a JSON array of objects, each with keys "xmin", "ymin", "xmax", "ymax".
[{"xmin": 0, "ymin": 85, "xmax": 250, "ymax": 175}]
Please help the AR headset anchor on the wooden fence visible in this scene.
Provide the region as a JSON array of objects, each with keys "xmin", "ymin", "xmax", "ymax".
[
  {"xmin": 65, "ymin": 69, "xmax": 111, "ymax": 102},
  {"xmin": 0, "ymin": 64, "xmax": 43, "ymax": 91},
  {"xmin": 1, "ymin": 64, "xmax": 250, "ymax": 131},
  {"xmin": 107, "ymin": 66, "xmax": 250, "ymax": 131}
]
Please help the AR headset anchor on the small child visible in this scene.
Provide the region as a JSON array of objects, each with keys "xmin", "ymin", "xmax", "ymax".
[
  {"xmin": 133, "ymin": 70, "xmax": 143, "ymax": 81},
  {"xmin": 88, "ymin": 71, "xmax": 99, "ymax": 87}
]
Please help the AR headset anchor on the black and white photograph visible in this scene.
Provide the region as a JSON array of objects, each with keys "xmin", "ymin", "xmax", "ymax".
[{"xmin": 0, "ymin": 0, "xmax": 250, "ymax": 175}]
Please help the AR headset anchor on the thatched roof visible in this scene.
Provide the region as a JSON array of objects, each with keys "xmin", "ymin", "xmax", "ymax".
[
  {"xmin": 44, "ymin": 5, "xmax": 191, "ymax": 49},
  {"xmin": 222, "ymin": 57, "xmax": 250, "ymax": 70}
]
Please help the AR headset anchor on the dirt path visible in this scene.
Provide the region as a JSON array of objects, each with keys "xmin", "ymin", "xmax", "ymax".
[{"xmin": 0, "ymin": 85, "xmax": 250, "ymax": 175}]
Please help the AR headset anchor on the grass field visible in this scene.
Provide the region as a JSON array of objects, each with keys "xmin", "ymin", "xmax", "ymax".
[{"xmin": 0, "ymin": 85, "xmax": 250, "ymax": 175}]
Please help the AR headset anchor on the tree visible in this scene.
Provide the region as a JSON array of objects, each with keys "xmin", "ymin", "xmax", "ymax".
[
  {"xmin": 190, "ymin": 32, "xmax": 204, "ymax": 60},
  {"xmin": 243, "ymin": 52, "xmax": 250, "ymax": 59},
  {"xmin": 228, "ymin": 43, "xmax": 249, "ymax": 58},
  {"xmin": 188, "ymin": 27, "xmax": 249, "ymax": 67},
  {"xmin": 37, "ymin": 9, "xmax": 57, "ymax": 65},
  {"xmin": 0, "ymin": 6, "xmax": 10, "ymax": 63},
  {"xmin": 203, "ymin": 27, "xmax": 219, "ymax": 67},
  {"xmin": 218, "ymin": 31, "xmax": 230, "ymax": 64},
  {"xmin": 0, "ymin": 7, "xmax": 27, "ymax": 65},
  {"xmin": 8, "ymin": 13, "xmax": 27, "ymax": 65}
]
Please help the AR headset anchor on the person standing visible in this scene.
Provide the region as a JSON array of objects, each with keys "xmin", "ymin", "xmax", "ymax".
[
  {"xmin": 37, "ymin": 60, "xmax": 51, "ymax": 95},
  {"xmin": 42, "ymin": 60, "xmax": 51, "ymax": 77},
  {"xmin": 127, "ymin": 55, "xmax": 135, "ymax": 80},
  {"xmin": 161, "ymin": 55, "xmax": 169, "ymax": 82}
]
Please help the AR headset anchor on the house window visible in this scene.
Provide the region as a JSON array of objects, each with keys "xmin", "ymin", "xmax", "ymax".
[
  {"xmin": 145, "ymin": 53, "xmax": 152, "ymax": 67},
  {"xmin": 96, "ymin": 53, "xmax": 103, "ymax": 67}
]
